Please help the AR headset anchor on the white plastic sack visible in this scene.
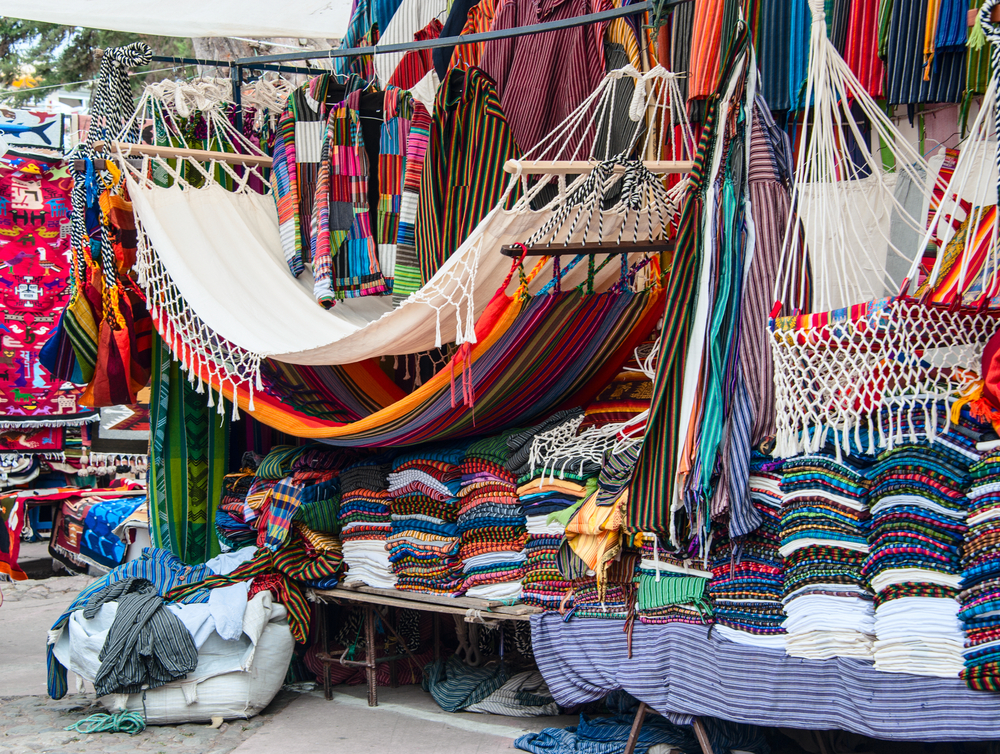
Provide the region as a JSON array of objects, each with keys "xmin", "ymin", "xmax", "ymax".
[{"xmin": 54, "ymin": 591, "xmax": 293, "ymax": 724}]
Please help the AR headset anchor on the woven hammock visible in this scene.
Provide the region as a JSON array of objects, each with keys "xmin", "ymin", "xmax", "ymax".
[
  {"xmin": 121, "ymin": 66, "xmax": 690, "ymax": 418},
  {"xmin": 767, "ymin": 0, "xmax": 993, "ymax": 458}
]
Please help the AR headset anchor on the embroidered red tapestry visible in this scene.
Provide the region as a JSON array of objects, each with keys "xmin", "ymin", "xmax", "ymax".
[{"xmin": 0, "ymin": 153, "xmax": 95, "ymax": 428}]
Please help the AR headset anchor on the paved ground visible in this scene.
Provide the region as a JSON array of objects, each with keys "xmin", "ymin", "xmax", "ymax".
[{"xmin": 0, "ymin": 545, "xmax": 576, "ymax": 754}]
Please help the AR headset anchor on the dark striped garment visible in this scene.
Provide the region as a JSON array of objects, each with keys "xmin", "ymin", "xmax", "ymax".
[
  {"xmin": 414, "ymin": 68, "xmax": 519, "ymax": 286},
  {"xmin": 83, "ymin": 577, "xmax": 198, "ymax": 697},
  {"xmin": 478, "ymin": 0, "xmax": 610, "ymax": 155}
]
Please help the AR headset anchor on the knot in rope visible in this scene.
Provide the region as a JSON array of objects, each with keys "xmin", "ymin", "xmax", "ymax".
[
  {"xmin": 982, "ymin": 0, "xmax": 1000, "ymax": 47},
  {"xmin": 807, "ymin": 0, "xmax": 825, "ymax": 23},
  {"xmin": 105, "ymin": 42, "xmax": 153, "ymax": 69}
]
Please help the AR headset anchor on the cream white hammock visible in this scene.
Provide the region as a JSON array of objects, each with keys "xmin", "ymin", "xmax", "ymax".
[
  {"xmin": 120, "ymin": 66, "xmax": 693, "ymax": 408},
  {"xmin": 766, "ymin": 0, "xmax": 986, "ymax": 458}
]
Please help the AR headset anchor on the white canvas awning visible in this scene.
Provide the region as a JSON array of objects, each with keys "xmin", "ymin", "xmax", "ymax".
[{"xmin": 0, "ymin": 0, "xmax": 352, "ymax": 39}]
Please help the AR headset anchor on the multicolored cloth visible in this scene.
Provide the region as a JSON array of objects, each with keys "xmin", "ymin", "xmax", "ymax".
[
  {"xmin": 0, "ymin": 492, "xmax": 27, "ymax": 580},
  {"xmin": 311, "ymin": 94, "xmax": 389, "ymax": 306},
  {"xmin": 0, "ymin": 153, "xmax": 94, "ymax": 427},
  {"xmin": 148, "ymin": 333, "xmax": 228, "ymax": 565}
]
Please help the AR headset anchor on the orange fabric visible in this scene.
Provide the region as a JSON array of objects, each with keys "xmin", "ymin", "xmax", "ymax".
[{"xmin": 688, "ymin": 0, "xmax": 725, "ymax": 99}]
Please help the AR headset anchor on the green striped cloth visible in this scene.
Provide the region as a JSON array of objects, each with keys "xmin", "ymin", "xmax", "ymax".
[{"xmin": 149, "ymin": 333, "xmax": 229, "ymax": 565}]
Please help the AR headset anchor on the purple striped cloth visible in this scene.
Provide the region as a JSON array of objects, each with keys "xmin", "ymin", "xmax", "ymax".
[{"xmin": 530, "ymin": 612, "xmax": 1000, "ymax": 740}]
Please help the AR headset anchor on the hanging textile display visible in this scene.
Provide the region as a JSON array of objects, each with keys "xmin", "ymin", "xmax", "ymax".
[
  {"xmin": 414, "ymin": 67, "xmax": 520, "ymax": 287},
  {"xmin": 124, "ymin": 69, "xmax": 684, "ymax": 434},
  {"xmin": 0, "ymin": 152, "xmax": 97, "ymax": 429},
  {"xmin": 629, "ymin": 23, "xmax": 752, "ymax": 538},
  {"xmin": 148, "ymin": 334, "xmax": 229, "ymax": 565}
]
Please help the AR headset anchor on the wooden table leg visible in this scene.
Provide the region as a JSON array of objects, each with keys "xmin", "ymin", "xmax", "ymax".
[
  {"xmin": 389, "ymin": 607, "xmax": 398, "ymax": 689},
  {"xmin": 623, "ymin": 702, "xmax": 648, "ymax": 754},
  {"xmin": 364, "ymin": 605, "xmax": 378, "ymax": 707},
  {"xmin": 320, "ymin": 600, "xmax": 332, "ymax": 700},
  {"xmin": 691, "ymin": 717, "xmax": 713, "ymax": 754},
  {"xmin": 433, "ymin": 612, "xmax": 441, "ymax": 662}
]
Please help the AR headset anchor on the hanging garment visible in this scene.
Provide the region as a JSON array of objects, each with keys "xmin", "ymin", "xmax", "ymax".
[
  {"xmin": 392, "ymin": 100, "xmax": 432, "ymax": 301},
  {"xmin": 448, "ymin": 0, "xmax": 500, "ymax": 72},
  {"xmin": 742, "ymin": 104, "xmax": 793, "ymax": 448},
  {"xmin": 388, "ymin": 19, "xmax": 443, "ymax": 90},
  {"xmin": 843, "ymin": 0, "xmax": 885, "ymax": 98},
  {"xmin": 669, "ymin": 0, "xmax": 696, "ymax": 103},
  {"xmin": 478, "ymin": 0, "xmax": 610, "ymax": 154},
  {"xmin": 334, "ymin": 0, "xmax": 378, "ymax": 80},
  {"xmin": 755, "ymin": 0, "xmax": 793, "ymax": 111},
  {"xmin": 885, "ymin": 0, "xmax": 966, "ymax": 105},
  {"xmin": 149, "ymin": 333, "xmax": 229, "ymax": 565},
  {"xmin": 415, "ymin": 68, "xmax": 519, "ymax": 286},
  {"xmin": 687, "ymin": 0, "xmax": 726, "ymax": 99},
  {"xmin": 271, "ymin": 73, "xmax": 366, "ymax": 277},
  {"xmin": 433, "ymin": 0, "xmax": 479, "ymax": 77},
  {"xmin": 311, "ymin": 93, "xmax": 391, "ymax": 305},
  {"xmin": 629, "ymin": 24, "xmax": 749, "ymax": 538},
  {"xmin": 374, "ymin": 0, "xmax": 448, "ymax": 87}
]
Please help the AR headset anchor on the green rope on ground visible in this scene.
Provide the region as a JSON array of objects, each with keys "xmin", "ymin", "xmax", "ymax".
[{"xmin": 65, "ymin": 710, "xmax": 146, "ymax": 735}]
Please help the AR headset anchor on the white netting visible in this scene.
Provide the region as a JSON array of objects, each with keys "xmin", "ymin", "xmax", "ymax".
[
  {"xmin": 526, "ymin": 339, "xmax": 660, "ymax": 483},
  {"xmin": 767, "ymin": 0, "xmax": 996, "ymax": 457},
  {"xmin": 771, "ymin": 299, "xmax": 1000, "ymax": 458},
  {"xmin": 125, "ymin": 89, "xmax": 272, "ymax": 416}
]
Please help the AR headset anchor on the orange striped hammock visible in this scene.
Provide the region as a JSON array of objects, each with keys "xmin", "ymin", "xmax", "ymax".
[{"xmin": 176, "ymin": 272, "xmax": 665, "ymax": 446}]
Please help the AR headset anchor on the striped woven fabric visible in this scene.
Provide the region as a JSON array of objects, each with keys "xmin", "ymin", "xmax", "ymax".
[
  {"xmin": 149, "ymin": 333, "xmax": 228, "ymax": 565},
  {"xmin": 415, "ymin": 67, "xmax": 519, "ymax": 286},
  {"xmin": 262, "ymin": 478, "xmax": 304, "ymax": 551},
  {"xmin": 627, "ymin": 53, "xmax": 731, "ymax": 534},
  {"xmin": 392, "ymin": 98, "xmax": 432, "ymax": 302},
  {"xmin": 388, "ymin": 20, "xmax": 442, "ymax": 90},
  {"xmin": 271, "ymin": 74, "xmax": 366, "ymax": 277},
  {"xmin": 311, "ymin": 96, "xmax": 389, "ymax": 306},
  {"xmin": 211, "ymin": 283, "xmax": 664, "ymax": 446},
  {"xmin": 448, "ymin": 0, "xmax": 499, "ymax": 71},
  {"xmin": 374, "ymin": 87, "xmax": 413, "ymax": 291}
]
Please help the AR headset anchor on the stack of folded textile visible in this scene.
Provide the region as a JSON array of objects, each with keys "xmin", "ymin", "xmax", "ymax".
[
  {"xmin": 339, "ymin": 458, "xmax": 396, "ymax": 589},
  {"xmin": 863, "ymin": 433, "xmax": 973, "ymax": 678},
  {"xmin": 708, "ymin": 456, "xmax": 787, "ymax": 645},
  {"xmin": 637, "ymin": 534, "xmax": 713, "ymax": 626},
  {"xmin": 571, "ymin": 553, "xmax": 638, "ymax": 620},
  {"xmin": 779, "ymin": 452, "xmax": 875, "ymax": 660},
  {"xmin": 507, "ymin": 413, "xmax": 597, "ymax": 611},
  {"xmin": 961, "ymin": 449, "xmax": 1000, "ymax": 690},
  {"xmin": 387, "ymin": 444, "xmax": 465, "ymax": 596},
  {"xmin": 215, "ymin": 472, "xmax": 257, "ymax": 550},
  {"xmin": 456, "ymin": 434, "xmax": 525, "ymax": 602}
]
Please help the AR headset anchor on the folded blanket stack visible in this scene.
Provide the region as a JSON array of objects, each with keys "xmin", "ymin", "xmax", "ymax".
[
  {"xmin": 215, "ymin": 472, "xmax": 257, "ymax": 550},
  {"xmin": 864, "ymin": 435, "xmax": 974, "ymax": 678},
  {"xmin": 638, "ymin": 536, "xmax": 713, "ymax": 626},
  {"xmin": 507, "ymin": 412, "xmax": 596, "ymax": 611},
  {"xmin": 340, "ymin": 458, "xmax": 396, "ymax": 589},
  {"xmin": 457, "ymin": 434, "xmax": 524, "ymax": 602},
  {"xmin": 779, "ymin": 453, "xmax": 875, "ymax": 660},
  {"xmin": 961, "ymin": 449, "xmax": 1000, "ymax": 690},
  {"xmin": 708, "ymin": 458, "xmax": 787, "ymax": 640},
  {"xmin": 387, "ymin": 445, "xmax": 466, "ymax": 596}
]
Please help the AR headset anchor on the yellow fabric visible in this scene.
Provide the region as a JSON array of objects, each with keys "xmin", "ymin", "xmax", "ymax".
[{"xmin": 565, "ymin": 490, "xmax": 626, "ymax": 598}]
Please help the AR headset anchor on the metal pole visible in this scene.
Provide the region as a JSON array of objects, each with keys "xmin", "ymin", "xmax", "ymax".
[{"xmin": 232, "ymin": 0, "xmax": 686, "ymax": 66}]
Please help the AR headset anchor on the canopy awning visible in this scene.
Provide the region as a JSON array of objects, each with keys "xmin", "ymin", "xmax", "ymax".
[{"xmin": 0, "ymin": 1, "xmax": 352, "ymax": 39}]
